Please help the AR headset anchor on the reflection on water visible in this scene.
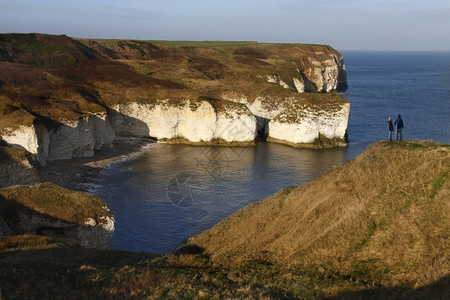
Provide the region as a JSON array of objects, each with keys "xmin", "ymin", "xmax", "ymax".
[
  {"xmin": 93, "ymin": 142, "xmax": 347, "ymax": 253},
  {"xmin": 92, "ymin": 51, "xmax": 450, "ymax": 254}
]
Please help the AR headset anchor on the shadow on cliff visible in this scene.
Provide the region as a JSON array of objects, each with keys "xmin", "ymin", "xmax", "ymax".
[
  {"xmin": 325, "ymin": 274, "xmax": 450, "ymax": 300},
  {"xmin": 106, "ymin": 107, "xmax": 155, "ymax": 140},
  {"xmin": 0, "ymin": 194, "xmax": 112, "ymax": 248},
  {"xmin": 17, "ymin": 102, "xmax": 155, "ymax": 155},
  {"xmin": 0, "ymin": 145, "xmax": 40, "ymax": 188},
  {"xmin": 17, "ymin": 107, "xmax": 157, "ymax": 190}
]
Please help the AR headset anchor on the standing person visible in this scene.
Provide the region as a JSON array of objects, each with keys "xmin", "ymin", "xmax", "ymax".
[
  {"xmin": 394, "ymin": 114, "xmax": 404, "ymax": 141},
  {"xmin": 387, "ymin": 117, "xmax": 394, "ymax": 141}
]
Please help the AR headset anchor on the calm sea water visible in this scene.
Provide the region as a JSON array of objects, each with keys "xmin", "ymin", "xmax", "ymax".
[{"xmin": 93, "ymin": 51, "xmax": 450, "ymax": 253}]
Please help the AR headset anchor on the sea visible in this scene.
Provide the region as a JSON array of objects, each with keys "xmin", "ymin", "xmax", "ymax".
[{"xmin": 91, "ymin": 51, "xmax": 450, "ymax": 253}]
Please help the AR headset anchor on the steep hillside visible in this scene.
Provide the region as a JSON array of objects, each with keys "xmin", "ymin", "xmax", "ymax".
[
  {"xmin": 0, "ymin": 33, "xmax": 187, "ymax": 126},
  {"xmin": 189, "ymin": 141, "xmax": 449, "ymax": 287},
  {"xmin": 1, "ymin": 141, "xmax": 448, "ymax": 299}
]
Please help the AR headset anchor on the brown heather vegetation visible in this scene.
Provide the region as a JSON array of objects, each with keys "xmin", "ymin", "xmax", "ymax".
[
  {"xmin": 0, "ymin": 141, "xmax": 448, "ymax": 299},
  {"xmin": 0, "ymin": 33, "xmax": 346, "ymax": 133}
]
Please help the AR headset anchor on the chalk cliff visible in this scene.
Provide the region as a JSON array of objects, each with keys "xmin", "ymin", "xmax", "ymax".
[
  {"xmin": 0, "ymin": 183, "xmax": 114, "ymax": 248},
  {"xmin": 0, "ymin": 33, "xmax": 349, "ymax": 166},
  {"xmin": 110, "ymin": 98, "xmax": 257, "ymax": 144},
  {"xmin": 222, "ymin": 89, "xmax": 349, "ymax": 147},
  {"xmin": 1, "ymin": 112, "xmax": 115, "ymax": 164}
]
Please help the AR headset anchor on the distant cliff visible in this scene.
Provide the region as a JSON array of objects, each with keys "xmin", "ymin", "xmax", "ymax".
[{"xmin": 0, "ymin": 34, "xmax": 349, "ymax": 165}]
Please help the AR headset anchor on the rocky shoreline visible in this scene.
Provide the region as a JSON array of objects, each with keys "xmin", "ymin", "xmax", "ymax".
[{"xmin": 38, "ymin": 138, "xmax": 154, "ymax": 192}]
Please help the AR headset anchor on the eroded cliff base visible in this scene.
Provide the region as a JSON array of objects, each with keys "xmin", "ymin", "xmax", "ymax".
[{"xmin": 0, "ymin": 33, "xmax": 350, "ymax": 166}]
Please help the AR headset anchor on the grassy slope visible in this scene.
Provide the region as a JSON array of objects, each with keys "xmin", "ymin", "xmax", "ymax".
[
  {"xmin": 0, "ymin": 182, "xmax": 112, "ymax": 226},
  {"xmin": 190, "ymin": 141, "xmax": 449, "ymax": 286},
  {"xmin": 0, "ymin": 141, "xmax": 448, "ymax": 299}
]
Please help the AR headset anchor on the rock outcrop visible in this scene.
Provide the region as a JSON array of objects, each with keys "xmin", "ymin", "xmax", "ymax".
[
  {"xmin": 45, "ymin": 113, "xmax": 115, "ymax": 161},
  {"xmin": 265, "ymin": 53, "xmax": 347, "ymax": 93},
  {"xmin": 1, "ymin": 113, "xmax": 115, "ymax": 164},
  {"xmin": 0, "ymin": 144, "xmax": 40, "ymax": 188},
  {"xmin": 222, "ymin": 90, "xmax": 349, "ymax": 148},
  {"xmin": 0, "ymin": 183, "xmax": 114, "ymax": 249},
  {"xmin": 267, "ymin": 99, "xmax": 349, "ymax": 147}
]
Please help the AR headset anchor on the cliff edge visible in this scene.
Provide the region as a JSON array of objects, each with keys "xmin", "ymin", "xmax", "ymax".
[
  {"xmin": 0, "ymin": 34, "xmax": 349, "ymax": 165},
  {"xmin": 0, "ymin": 182, "xmax": 114, "ymax": 248},
  {"xmin": 188, "ymin": 141, "xmax": 449, "ymax": 287}
]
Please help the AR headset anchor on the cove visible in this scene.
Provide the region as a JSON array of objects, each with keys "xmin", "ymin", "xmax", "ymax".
[{"xmin": 92, "ymin": 142, "xmax": 348, "ymax": 253}]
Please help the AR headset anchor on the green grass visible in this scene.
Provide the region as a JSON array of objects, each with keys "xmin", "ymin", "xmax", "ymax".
[
  {"xmin": 86, "ymin": 38, "xmax": 261, "ymax": 48},
  {"xmin": 2, "ymin": 33, "xmax": 74, "ymax": 55},
  {"xmin": 431, "ymin": 172, "xmax": 448, "ymax": 200},
  {"xmin": 65, "ymin": 74, "xmax": 93, "ymax": 86}
]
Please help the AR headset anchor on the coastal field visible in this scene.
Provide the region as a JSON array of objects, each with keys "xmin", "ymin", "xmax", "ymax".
[{"xmin": 1, "ymin": 140, "xmax": 448, "ymax": 299}]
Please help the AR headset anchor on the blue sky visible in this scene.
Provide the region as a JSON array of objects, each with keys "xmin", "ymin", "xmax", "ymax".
[{"xmin": 1, "ymin": 0, "xmax": 449, "ymax": 50}]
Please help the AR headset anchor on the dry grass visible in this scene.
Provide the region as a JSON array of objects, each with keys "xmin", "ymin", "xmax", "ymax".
[
  {"xmin": 189, "ymin": 141, "xmax": 450, "ymax": 289},
  {"xmin": 1, "ymin": 33, "xmax": 348, "ymax": 132},
  {"xmin": 0, "ymin": 234, "xmax": 53, "ymax": 250},
  {"xmin": 0, "ymin": 141, "xmax": 448, "ymax": 299},
  {"xmin": 0, "ymin": 182, "xmax": 113, "ymax": 225}
]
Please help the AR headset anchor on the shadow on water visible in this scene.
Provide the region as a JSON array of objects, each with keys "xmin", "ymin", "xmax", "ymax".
[{"xmin": 94, "ymin": 142, "xmax": 349, "ymax": 253}]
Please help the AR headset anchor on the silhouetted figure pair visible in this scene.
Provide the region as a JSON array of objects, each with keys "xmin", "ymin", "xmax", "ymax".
[{"xmin": 387, "ymin": 115, "xmax": 404, "ymax": 141}]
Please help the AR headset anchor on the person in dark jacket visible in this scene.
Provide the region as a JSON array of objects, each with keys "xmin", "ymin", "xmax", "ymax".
[
  {"xmin": 394, "ymin": 114, "xmax": 404, "ymax": 141},
  {"xmin": 387, "ymin": 117, "xmax": 394, "ymax": 141}
]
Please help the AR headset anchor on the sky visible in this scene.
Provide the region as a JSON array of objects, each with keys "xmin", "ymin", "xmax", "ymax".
[{"xmin": 1, "ymin": 0, "xmax": 449, "ymax": 51}]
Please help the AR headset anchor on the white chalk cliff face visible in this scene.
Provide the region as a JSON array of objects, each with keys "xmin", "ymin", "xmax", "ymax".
[
  {"xmin": 0, "ymin": 99, "xmax": 258, "ymax": 165},
  {"xmin": 221, "ymin": 91, "xmax": 349, "ymax": 148},
  {"xmin": 1, "ymin": 96, "xmax": 348, "ymax": 165},
  {"xmin": 0, "ymin": 123, "xmax": 49, "ymax": 166},
  {"xmin": 110, "ymin": 99, "xmax": 257, "ymax": 143},
  {"xmin": 268, "ymin": 102, "xmax": 350, "ymax": 147},
  {"xmin": 1, "ymin": 113, "xmax": 114, "ymax": 165},
  {"xmin": 265, "ymin": 53, "xmax": 347, "ymax": 93},
  {"xmin": 0, "ymin": 53, "xmax": 348, "ymax": 164}
]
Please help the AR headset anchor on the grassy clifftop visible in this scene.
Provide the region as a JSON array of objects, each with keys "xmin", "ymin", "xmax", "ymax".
[
  {"xmin": 0, "ymin": 182, "xmax": 113, "ymax": 226},
  {"xmin": 190, "ymin": 141, "xmax": 449, "ymax": 285},
  {"xmin": 0, "ymin": 33, "xmax": 347, "ymax": 132},
  {"xmin": 1, "ymin": 141, "xmax": 448, "ymax": 298}
]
